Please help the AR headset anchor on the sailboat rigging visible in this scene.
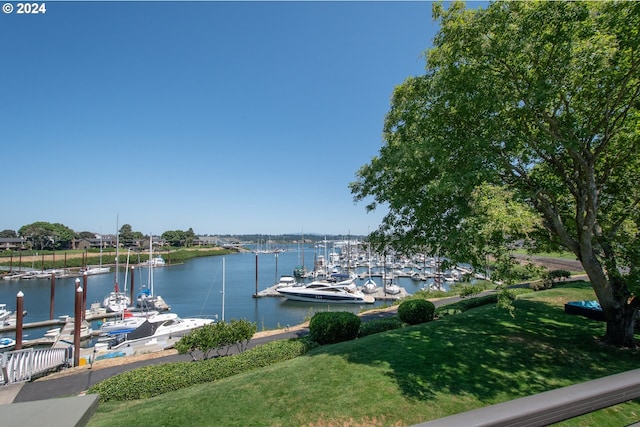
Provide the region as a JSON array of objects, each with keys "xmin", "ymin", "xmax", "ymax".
[
  {"xmin": 137, "ymin": 235, "xmax": 170, "ymax": 312},
  {"xmin": 102, "ymin": 216, "xmax": 132, "ymax": 312}
]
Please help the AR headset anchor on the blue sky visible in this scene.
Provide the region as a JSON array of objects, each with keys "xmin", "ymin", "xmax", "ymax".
[{"xmin": 1, "ymin": 1, "xmax": 441, "ymax": 237}]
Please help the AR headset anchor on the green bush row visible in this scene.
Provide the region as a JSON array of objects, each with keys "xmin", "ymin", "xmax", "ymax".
[{"xmin": 88, "ymin": 338, "xmax": 315, "ymax": 402}]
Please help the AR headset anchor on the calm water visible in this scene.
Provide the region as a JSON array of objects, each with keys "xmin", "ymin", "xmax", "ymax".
[{"xmin": 0, "ymin": 247, "xmax": 431, "ymax": 339}]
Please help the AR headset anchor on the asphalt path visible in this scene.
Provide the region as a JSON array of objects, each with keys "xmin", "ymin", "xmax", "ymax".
[{"xmin": 5, "ymin": 293, "xmax": 479, "ymax": 403}]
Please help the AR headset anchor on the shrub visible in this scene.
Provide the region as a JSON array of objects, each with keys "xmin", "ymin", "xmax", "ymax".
[
  {"xmin": 309, "ymin": 311, "xmax": 361, "ymax": 345},
  {"xmin": 175, "ymin": 319, "xmax": 257, "ymax": 360},
  {"xmin": 435, "ymin": 293, "xmax": 499, "ymax": 316},
  {"xmin": 534, "ymin": 269, "xmax": 573, "ymax": 291},
  {"xmin": 549, "ymin": 269, "xmax": 571, "ymax": 280},
  {"xmin": 459, "ymin": 284, "xmax": 484, "ymax": 299},
  {"xmin": 397, "ymin": 299, "xmax": 435, "ymax": 325},
  {"xmin": 89, "ymin": 338, "xmax": 314, "ymax": 402},
  {"xmin": 358, "ymin": 317, "xmax": 404, "ymax": 338}
]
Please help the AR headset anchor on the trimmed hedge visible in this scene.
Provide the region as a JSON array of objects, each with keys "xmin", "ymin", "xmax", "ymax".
[
  {"xmin": 397, "ymin": 299, "xmax": 435, "ymax": 325},
  {"xmin": 88, "ymin": 338, "xmax": 315, "ymax": 402},
  {"xmin": 309, "ymin": 311, "xmax": 361, "ymax": 345}
]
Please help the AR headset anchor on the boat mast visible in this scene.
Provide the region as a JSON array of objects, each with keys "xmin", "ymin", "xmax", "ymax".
[
  {"xmin": 149, "ymin": 233, "xmax": 155, "ymax": 296},
  {"xmin": 222, "ymin": 257, "xmax": 225, "ymax": 322},
  {"xmin": 114, "ymin": 215, "xmax": 119, "ymax": 292}
]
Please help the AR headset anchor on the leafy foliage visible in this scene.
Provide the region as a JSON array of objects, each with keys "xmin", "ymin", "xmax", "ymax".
[
  {"xmin": 351, "ymin": 1, "xmax": 640, "ymax": 347},
  {"xmin": 175, "ymin": 319, "xmax": 256, "ymax": 360},
  {"xmin": 397, "ymin": 299, "xmax": 436, "ymax": 325},
  {"xmin": 308, "ymin": 311, "xmax": 361, "ymax": 345},
  {"xmin": 18, "ymin": 221, "xmax": 75, "ymax": 250}
]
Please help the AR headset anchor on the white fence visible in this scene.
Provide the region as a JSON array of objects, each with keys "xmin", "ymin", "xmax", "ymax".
[{"xmin": 0, "ymin": 347, "xmax": 71, "ymax": 385}]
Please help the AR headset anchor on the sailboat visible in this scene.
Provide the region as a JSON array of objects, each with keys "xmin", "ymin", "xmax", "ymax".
[
  {"xmin": 361, "ymin": 243, "xmax": 378, "ymax": 294},
  {"xmin": 102, "ymin": 218, "xmax": 132, "ymax": 312},
  {"xmin": 81, "ymin": 235, "xmax": 110, "ymax": 275},
  {"xmin": 137, "ymin": 235, "xmax": 170, "ymax": 311}
]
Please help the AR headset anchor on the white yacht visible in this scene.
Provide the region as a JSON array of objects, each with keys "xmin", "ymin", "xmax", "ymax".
[
  {"xmin": 277, "ymin": 280, "xmax": 374, "ymax": 304},
  {"xmin": 106, "ymin": 313, "xmax": 214, "ymax": 350},
  {"xmin": 98, "ymin": 309, "xmax": 160, "ymax": 335}
]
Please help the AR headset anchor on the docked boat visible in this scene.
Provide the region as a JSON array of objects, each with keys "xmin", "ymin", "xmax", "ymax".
[
  {"xmin": 384, "ymin": 281, "xmax": 402, "ymax": 295},
  {"xmin": 136, "ymin": 237, "xmax": 171, "ymax": 311},
  {"xmin": 98, "ymin": 309, "xmax": 159, "ymax": 335},
  {"xmin": 0, "ymin": 337, "xmax": 16, "ymax": 351},
  {"xmin": 137, "ymin": 289, "xmax": 171, "ymax": 311},
  {"xmin": 274, "ymin": 276, "xmax": 298, "ymax": 288},
  {"xmin": 105, "ymin": 313, "xmax": 214, "ymax": 350},
  {"xmin": 0, "ymin": 303, "xmax": 25, "ymax": 326},
  {"xmin": 277, "ymin": 280, "xmax": 375, "ymax": 304},
  {"xmin": 81, "ymin": 266, "xmax": 111, "ymax": 276},
  {"xmin": 361, "ymin": 278, "xmax": 378, "ymax": 294},
  {"xmin": 150, "ymin": 255, "xmax": 166, "ymax": 267},
  {"xmin": 0, "ymin": 303, "xmax": 12, "ymax": 325},
  {"xmin": 103, "ymin": 288, "xmax": 131, "ymax": 312}
]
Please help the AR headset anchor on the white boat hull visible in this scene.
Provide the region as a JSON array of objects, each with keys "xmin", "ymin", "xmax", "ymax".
[{"xmin": 277, "ymin": 281, "xmax": 374, "ymax": 304}]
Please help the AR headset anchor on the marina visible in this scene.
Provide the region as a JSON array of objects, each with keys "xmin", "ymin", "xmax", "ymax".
[{"xmin": 0, "ymin": 244, "xmax": 468, "ymax": 348}]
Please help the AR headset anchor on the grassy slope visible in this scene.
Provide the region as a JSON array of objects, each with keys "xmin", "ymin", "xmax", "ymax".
[{"xmin": 88, "ymin": 281, "xmax": 640, "ymax": 427}]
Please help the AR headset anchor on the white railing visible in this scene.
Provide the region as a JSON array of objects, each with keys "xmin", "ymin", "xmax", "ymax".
[{"xmin": 0, "ymin": 347, "xmax": 71, "ymax": 385}]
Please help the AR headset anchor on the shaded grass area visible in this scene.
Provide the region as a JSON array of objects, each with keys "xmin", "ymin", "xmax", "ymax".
[{"xmin": 88, "ymin": 281, "xmax": 640, "ymax": 427}]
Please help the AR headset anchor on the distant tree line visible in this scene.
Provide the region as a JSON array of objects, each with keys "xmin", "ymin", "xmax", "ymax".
[
  {"xmin": 0, "ymin": 222, "xmax": 201, "ymax": 251},
  {"xmin": 0, "ymin": 223, "xmax": 364, "ymax": 251}
]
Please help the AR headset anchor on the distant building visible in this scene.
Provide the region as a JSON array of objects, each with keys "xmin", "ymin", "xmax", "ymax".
[{"xmin": 0, "ymin": 237, "xmax": 26, "ymax": 250}]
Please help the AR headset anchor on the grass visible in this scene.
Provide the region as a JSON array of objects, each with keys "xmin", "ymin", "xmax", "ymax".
[{"xmin": 87, "ymin": 281, "xmax": 640, "ymax": 426}]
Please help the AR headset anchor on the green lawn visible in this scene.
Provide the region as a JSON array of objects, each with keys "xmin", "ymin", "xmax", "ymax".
[{"xmin": 88, "ymin": 281, "xmax": 640, "ymax": 427}]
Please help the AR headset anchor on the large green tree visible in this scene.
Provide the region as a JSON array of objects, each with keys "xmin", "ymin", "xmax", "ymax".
[
  {"xmin": 18, "ymin": 221, "xmax": 75, "ymax": 250},
  {"xmin": 351, "ymin": 1, "xmax": 640, "ymax": 347}
]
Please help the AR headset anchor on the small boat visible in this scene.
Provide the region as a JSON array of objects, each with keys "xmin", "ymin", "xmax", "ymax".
[
  {"xmin": 0, "ymin": 303, "xmax": 12, "ymax": 324},
  {"xmin": 137, "ymin": 289, "xmax": 171, "ymax": 311},
  {"xmin": 0, "ymin": 337, "xmax": 16, "ymax": 351},
  {"xmin": 103, "ymin": 288, "xmax": 131, "ymax": 313},
  {"xmin": 81, "ymin": 266, "xmax": 111, "ymax": 276},
  {"xmin": 99, "ymin": 309, "xmax": 159, "ymax": 335},
  {"xmin": 150, "ymin": 256, "xmax": 166, "ymax": 267},
  {"xmin": 361, "ymin": 278, "xmax": 378, "ymax": 294},
  {"xmin": 135, "ymin": 237, "xmax": 170, "ymax": 311},
  {"xmin": 0, "ymin": 303, "xmax": 26, "ymax": 326},
  {"xmin": 274, "ymin": 276, "xmax": 298, "ymax": 288},
  {"xmin": 384, "ymin": 281, "xmax": 402, "ymax": 295},
  {"xmin": 106, "ymin": 313, "xmax": 214, "ymax": 350},
  {"xmin": 277, "ymin": 280, "xmax": 375, "ymax": 304}
]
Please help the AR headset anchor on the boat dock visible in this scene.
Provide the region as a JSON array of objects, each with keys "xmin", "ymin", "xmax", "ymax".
[
  {"xmin": 253, "ymin": 284, "xmax": 410, "ymax": 301},
  {"xmin": 0, "ymin": 306, "xmax": 120, "ymax": 335}
]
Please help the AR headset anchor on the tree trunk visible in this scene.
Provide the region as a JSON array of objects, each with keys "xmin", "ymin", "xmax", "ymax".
[{"xmin": 603, "ymin": 307, "xmax": 637, "ymax": 348}]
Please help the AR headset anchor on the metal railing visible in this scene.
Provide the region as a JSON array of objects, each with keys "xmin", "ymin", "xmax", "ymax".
[
  {"xmin": 413, "ymin": 368, "xmax": 640, "ymax": 427},
  {"xmin": 0, "ymin": 347, "xmax": 71, "ymax": 385}
]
